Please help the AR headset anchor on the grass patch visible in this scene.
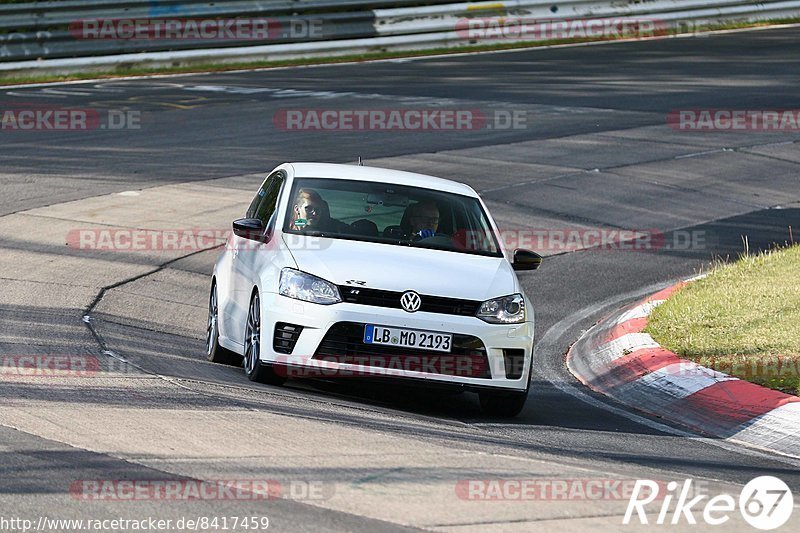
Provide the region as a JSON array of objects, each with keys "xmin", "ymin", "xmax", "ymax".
[
  {"xmin": 646, "ymin": 244, "xmax": 800, "ymax": 396},
  {"xmin": 1, "ymin": 17, "xmax": 800, "ymax": 86}
]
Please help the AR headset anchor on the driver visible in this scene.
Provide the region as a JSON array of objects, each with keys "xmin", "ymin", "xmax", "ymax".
[
  {"xmin": 291, "ymin": 188, "xmax": 350, "ymax": 233},
  {"xmin": 407, "ymin": 201, "xmax": 440, "ymax": 240}
]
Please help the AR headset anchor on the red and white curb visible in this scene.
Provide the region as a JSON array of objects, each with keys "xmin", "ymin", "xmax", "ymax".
[{"xmin": 567, "ymin": 281, "xmax": 800, "ymax": 459}]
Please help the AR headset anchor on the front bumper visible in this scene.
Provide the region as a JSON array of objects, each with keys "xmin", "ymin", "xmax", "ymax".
[{"xmin": 259, "ymin": 292, "xmax": 534, "ymax": 392}]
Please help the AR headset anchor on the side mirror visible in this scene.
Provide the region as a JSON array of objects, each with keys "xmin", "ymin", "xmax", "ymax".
[
  {"xmin": 513, "ymin": 249, "xmax": 542, "ymax": 271},
  {"xmin": 232, "ymin": 218, "xmax": 266, "ymax": 241}
]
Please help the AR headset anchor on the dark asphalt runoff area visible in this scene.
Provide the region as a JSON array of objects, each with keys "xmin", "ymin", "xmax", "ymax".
[{"xmin": 1, "ymin": 26, "xmax": 799, "ymax": 531}]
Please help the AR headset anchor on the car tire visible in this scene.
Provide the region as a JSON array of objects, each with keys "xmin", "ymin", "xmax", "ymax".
[
  {"xmin": 479, "ymin": 358, "xmax": 531, "ymax": 417},
  {"xmin": 206, "ymin": 282, "xmax": 242, "ymax": 366},
  {"xmin": 243, "ymin": 290, "xmax": 286, "ymax": 386},
  {"xmin": 478, "ymin": 389, "xmax": 528, "ymax": 418}
]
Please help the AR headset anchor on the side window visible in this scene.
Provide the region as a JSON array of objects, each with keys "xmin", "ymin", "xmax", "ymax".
[
  {"xmin": 246, "ymin": 171, "xmax": 285, "ymax": 223},
  {"xmin": 246, "ymin": 184, "xmax": 265, "ymax": 219}
]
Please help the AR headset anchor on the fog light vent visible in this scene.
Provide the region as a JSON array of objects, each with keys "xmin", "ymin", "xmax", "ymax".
[
  {"xmin": 502, "ymin": 349, "xmax": 526, "ymax": 379},
  {"xmin": 273, "ymin": 323, "xmax": 303, "ymax": 354}
]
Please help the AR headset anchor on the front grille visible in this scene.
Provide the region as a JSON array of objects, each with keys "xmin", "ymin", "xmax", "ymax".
[
  {"xmin": 338, "ymin": 286, "xmax": 481, "ymax": 317},
  {"xmin": 273, "ymin": 322, "xmax": 303, "ymax": 354},
  {"xmin": 314, "ymin": 322, "xmax": 491, "ymax": 378},
  {"xmin": 502, "ymin": 349, "xmax": 526, "ymax": 379}
]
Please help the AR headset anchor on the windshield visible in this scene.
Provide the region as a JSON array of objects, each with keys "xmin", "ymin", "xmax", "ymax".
[{"xmin": 283, "ymin": 177, "xmax": 502, "ymax": 257}]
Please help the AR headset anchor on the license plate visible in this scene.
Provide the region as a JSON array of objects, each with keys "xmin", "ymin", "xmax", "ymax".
[{"xmin": 363, "ymin": 325, "xmax": 452, "ymax": 352}]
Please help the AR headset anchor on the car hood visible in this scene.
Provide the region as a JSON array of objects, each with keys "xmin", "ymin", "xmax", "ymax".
[{"xmin": 283, "ymin": 235, "xmax": 516, "ymax": 301}]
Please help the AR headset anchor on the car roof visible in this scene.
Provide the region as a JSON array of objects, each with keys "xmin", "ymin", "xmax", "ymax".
[{"xmin": 287, "ymin": 162, "xmax": 478, "ymax": 197}]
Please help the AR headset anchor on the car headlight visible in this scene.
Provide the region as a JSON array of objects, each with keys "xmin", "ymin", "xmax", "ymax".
[
  {"xmin": 476, "ymin": 294, "xmax": 525, "ymax": 324},
  {"xmin": 279, "ymin": 268, "xmax": 341, "ymax": 305}
]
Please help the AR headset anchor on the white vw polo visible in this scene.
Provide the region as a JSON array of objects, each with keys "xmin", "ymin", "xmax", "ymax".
[{"xmin": 207, "ymin": 163, "xmax": 541, "ymax": 416}]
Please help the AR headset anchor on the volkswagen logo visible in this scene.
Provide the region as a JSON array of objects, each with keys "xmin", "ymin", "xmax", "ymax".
[{"xmin": 400, "ymin": 291, "xmax": 422, "ymax": 313}]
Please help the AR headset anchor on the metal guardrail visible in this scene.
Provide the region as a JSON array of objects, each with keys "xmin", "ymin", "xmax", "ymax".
[
  {"xmin": 1, "ymin": 14, "xmax": 378, "ymax": 61},
  {"xmin": 1, "ymin": 0, "xmax": 799, "ymax": 72},
  {"xmin": 375, "ymin": 0, "xmax": 800, "ymax": 35},
  {"xmin": 0, "ymin": 1, "xmax": 457, "ymax": 61}
]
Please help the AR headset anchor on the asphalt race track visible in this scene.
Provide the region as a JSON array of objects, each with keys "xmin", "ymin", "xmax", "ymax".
[{"xmin": 1, "ymin": 27, "xmax": 800, "ymax": 531}]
